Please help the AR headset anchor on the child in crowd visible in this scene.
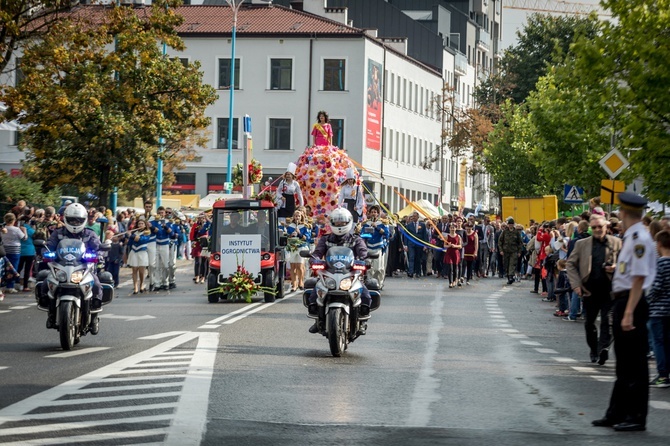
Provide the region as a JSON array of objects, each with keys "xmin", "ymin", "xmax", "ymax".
[
  {"xmin": 105, "ymin": 230, "xmax": 123, "ymax": 288},
  {"xmin": 553, "ymin": 259, "xmax": 571, "ymax": 317},
  {"xmin": 647, "ymin": 230, "xmax": 670, "ymax": 388}
]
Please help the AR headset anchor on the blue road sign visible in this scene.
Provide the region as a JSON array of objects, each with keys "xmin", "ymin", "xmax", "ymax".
[{"xmin": 564, "ymin": 184, "xmax": 585, "ymax": 204}]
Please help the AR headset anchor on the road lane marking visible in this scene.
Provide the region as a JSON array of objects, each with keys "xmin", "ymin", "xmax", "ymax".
[
  {"xmin": 8, "ymin": 306, "xmax": 30, "ymax": 310},
  {"xmin": 534, "ymin": 348, "xmax": 558, "ymax": 354},
  {"xmin": 0, "ymin": 367, "xmax": 7, "ymax": 371},
  {"xmin": 508, "ymin": 334, "xmax": 528, "ymax": 339},
  {"xmin": 500, "ymin": 329, "xmax": 519, "ymax": 333},
  {"xmin": 0, "ymin": 331, "xmax": 218, "ymax": 446},
  {"xmin": 165, "ymin": 331, "xmax": 218, "ymax": 446},
  {"xmin": 198, "ymin": 324, "xmax": 221, "ymax": 329},
  {"xmin": 0, "ymin": 414, "xmax": 172, "ymax": 436},
  {"xmin": 46, "ymin": 347, "xmax": 110, "ymax": 358},
  {"xmin": 138, "ymin": 331, "xmax": 188, "ymax": 340},
  {"xmin": 205, "ymin": 303, "xmax": 263, "ymax": 325},
  {"xmin": 552, "ymin": 357, "xmax": 578, "ymax": 363},
  {"xmin": 0, "ymin": 311, "xmax": 10, "ymax": 314},
  {"xmin": 0, "ymin": 428, "xmax": 168, "ymax": 446},
  {"xmin": 571, "ymin": 366, "xmax": 598, "ymax": 373},
  {"xmin": 407, "ymin": 287, "xmax": 443, "ymax": 427},
  {"xmin": 490, "ymin": 315, "xmax": 506, "ymax": 319},
  {"xmin": 223, "ymin": 302, "xmax": 279, "ymax": 324},
  {"xmin": 650, "ymin": 401, "xmax": 670, "ymax": 410},
  {"xmin": 492, "ymin": 324, "xmax": 512, "ymax": 327},
  {"xmin": 519, "ymin": 340, "xmax": 542, "ymax": 346},
  {"xmin": 590, "ymin": 375, "xmax": 615, "ymax": 382}
]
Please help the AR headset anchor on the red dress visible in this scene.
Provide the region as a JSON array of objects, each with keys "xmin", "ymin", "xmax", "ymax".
[
  {"xmin": 464, "ymin": 232, "xmax": 477, "ymax": 260},
  {"xmin": 443, "ymin": 234, "xmax": 461, "ymax": 265}
]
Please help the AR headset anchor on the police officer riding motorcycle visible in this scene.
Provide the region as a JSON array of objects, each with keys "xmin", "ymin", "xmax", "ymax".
[
  {"xmin": 38, "ymin": 203, "xmax": 107, "ymax": 335},
  {"xmin": 305, "ymin": 208, "xmax": 375, "ymax": 335}
]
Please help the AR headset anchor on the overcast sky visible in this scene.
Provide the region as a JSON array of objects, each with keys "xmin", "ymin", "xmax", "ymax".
[{"xmin": 501, "ymin": 0, "xmax": 606, "ymax": 49}]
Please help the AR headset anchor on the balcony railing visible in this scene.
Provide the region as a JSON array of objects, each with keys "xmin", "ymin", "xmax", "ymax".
[
  {"xmin": 476, "ymin": 28, "xmax": 490, "ymax": 52},
  {"xmin": 454, "ymin": 52, "xmax": 467, "ymax": 76}
]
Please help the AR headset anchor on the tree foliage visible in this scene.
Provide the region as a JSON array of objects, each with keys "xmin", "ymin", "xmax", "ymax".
[
  {"xmin": 482, "ymin": 101, "xmax": 546, "ymax": 199},
  {"xmin": 1, "ymin": 2, "xmax": 217, "ymax": 206},
  {"xmin": 0, "ymin": 171, "xmax": 61, "ymax": 206},
  {"xmin": 569, "ymin": 0, "xmax": 670, "ymax": 202},
  {"xmin": 0, "ymin": 0, "xmax": 74, "ymax": 74},
  {"xmin": 499, "ymin": 14, "xmax": 599, "ymax": 104}
]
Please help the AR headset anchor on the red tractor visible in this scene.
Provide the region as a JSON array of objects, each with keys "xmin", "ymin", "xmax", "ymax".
[{"xmin": 207, "ymin": 199, "xmax": 286, "ymax": 303}]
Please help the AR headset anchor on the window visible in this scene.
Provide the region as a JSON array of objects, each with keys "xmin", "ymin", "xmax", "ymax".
[
  {"xmin": 171, "ymin": 57, "xmax": 189, "ymax": 68},
  {"xmin": 217, "ymin": 118, "xmax": 239, "ymax": 149},
  {"xmin": 323, "ymin": 59, "xmax": 346, "ymax": 91},
  {"xmin": 269, "ymin": 118, "xmax": 291, "ymax": 150},
  {"xmin": 270, "ymin": 58, "xmax": 292, "ymax": 90},
  {"xmin": 218, "ymin": 58, "xmax": 240, "ymax": 89},
  {"xmin": 166, "ymin": 173, "xmax": 196, "ymax": 194},
  {"xmin": 207, "ymin": 173, "xmax": 226, "ymax": 193},
  {"xmin": 15, "ymin": 58, "xmax": 24, "ymax": 86},
  {"xmin": 330, "ymin": 118, "xmax": 344, "ymax": 148}
]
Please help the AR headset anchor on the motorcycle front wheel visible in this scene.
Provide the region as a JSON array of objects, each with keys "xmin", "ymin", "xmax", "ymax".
[
  {"xmin": 59, "ymin": 301, "xmax": 77, "ymax": 351},
  {"xmin": 327, "ymin": 308, "xmax": 346, "ymax": 357}
]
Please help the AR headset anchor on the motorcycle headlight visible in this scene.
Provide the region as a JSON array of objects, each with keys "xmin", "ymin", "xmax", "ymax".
[
  {"xmin": 324, "ymin": 277, "xmax": 337, "ymax": 290},
  {"xmin": 339, "ymin": 277, "xmax": 352, "ymax": 291},
  {"xmin": 54, "ymin": 268, "xmax": 68, "ymax": 283},
  {"xmin": 70, "ymin": 270, "xmax": 85, "ymax": 284}
]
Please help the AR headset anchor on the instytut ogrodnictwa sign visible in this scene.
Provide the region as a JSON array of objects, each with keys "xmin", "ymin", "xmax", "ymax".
[{"xmin": 219, "ymin": 235, "xmax": 261, "ymax": 278}]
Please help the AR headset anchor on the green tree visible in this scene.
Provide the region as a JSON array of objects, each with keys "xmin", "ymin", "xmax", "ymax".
[
  {"xmin": 569, "ymin": 0, "xmax": 670, "ymax": 203},
  {"xmin": 482, "ymin": 101, "xmax": 546, "ymax": 199},
  {"xmin": 525, "ymin": 63, "xmax": 622, "ymax": 199},
  {"xmin": 1, "ymin": 2, "xmax": 217, "ymax": 206},
  {"xmin": 497, "ymin": 14, "xmax": 599, "ymax": 104},
  {"xmin": 0, "ymin": 171, "xmax": 61, "ymax": 206},
  {"xmin": 0, "ymin": 0, "xmax": 74, "ymax": 74}
]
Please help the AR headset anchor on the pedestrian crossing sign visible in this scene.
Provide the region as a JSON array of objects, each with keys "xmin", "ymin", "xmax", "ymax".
[{"xmin": 563, "ymin": 185, "xmax": 584, "ymax": 204}]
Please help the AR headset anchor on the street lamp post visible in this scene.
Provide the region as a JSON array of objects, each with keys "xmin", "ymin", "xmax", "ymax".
[{"xmin": 225, "ymin": 0, "xmax": 245, "ymax": 193}]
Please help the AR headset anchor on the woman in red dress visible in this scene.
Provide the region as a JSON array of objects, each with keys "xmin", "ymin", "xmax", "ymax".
[
  {"xmin": 463, "ymin": 223, "xmax": 479, "ymax": 284},
  {"xmin": 442, "ymin": 223, "xmax": 462, "ymax": 288}
]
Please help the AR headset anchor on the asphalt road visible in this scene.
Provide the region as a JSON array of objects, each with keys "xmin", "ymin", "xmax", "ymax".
[{"xmin": 0, "ymin": 264, "xmax": 668, "ymax": 445}]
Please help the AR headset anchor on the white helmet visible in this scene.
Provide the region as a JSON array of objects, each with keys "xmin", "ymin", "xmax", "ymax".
[
  {"xmin": 329, "ymin": 208, "xmax": 353, "ymax": 236},
  {"xmin": 63, "ymin": 203, "xmax": 88, "ymax": 234}
]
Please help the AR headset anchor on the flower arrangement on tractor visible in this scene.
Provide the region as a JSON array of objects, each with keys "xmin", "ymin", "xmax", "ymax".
[{"xmin": 233, "ymin": 159, "xmax": 263, "ymax": 186}]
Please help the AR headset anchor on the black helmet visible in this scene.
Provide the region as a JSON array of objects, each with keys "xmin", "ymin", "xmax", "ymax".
[{"xmin": 506, "ymin": 217, "xmax": 515, "ymax": 225}]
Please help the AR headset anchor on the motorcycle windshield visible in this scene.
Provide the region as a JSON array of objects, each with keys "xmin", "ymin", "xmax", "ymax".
[
  {"xmin": 56, "ymin": 239, "xmax": 87, "ymax": 265},
  {"xmin": 325, "ymin": 247, "xmax": 354, "ymax": 271}
]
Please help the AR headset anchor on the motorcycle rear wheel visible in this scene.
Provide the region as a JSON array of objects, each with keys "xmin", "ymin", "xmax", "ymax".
[
  {"xmin": 59, "ymin": 301, "xmax": 77, "ymax": 351},
  {"xmin": 328, "ymin": 308, "xmax": 346, "ymax": 357}
]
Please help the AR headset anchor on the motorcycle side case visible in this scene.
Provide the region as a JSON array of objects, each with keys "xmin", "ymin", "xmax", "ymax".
[
  {"xmin": 365, "ymin": 278, "xmax": 380, "ymax": 290},
  {"xmin": 369, "ymin": 290, "xmax": 381, "ymax": 312},
  {"xmin": 101, "ymin": 283, "xmax": 114, "ymax": 306}
]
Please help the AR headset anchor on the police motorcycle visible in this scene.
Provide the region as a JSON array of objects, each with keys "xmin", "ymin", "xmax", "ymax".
[
  {"xmin": 300, "ymin": 247, "xmax": 381, "ymax": 357},
  {"xmin": 34, "ymin": 239, "xmax": 114, "ymax": 350}
]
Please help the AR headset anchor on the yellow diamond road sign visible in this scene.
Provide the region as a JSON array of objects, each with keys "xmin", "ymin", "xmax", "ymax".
[{"xmin": 599, "ymin": 148, "xmax": 629, "ymax": 179}]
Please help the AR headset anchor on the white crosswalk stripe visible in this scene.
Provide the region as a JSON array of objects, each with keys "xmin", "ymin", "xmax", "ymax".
[{"xmin": 0, "ymin": 331, "xmax": 218, "ymax": 445}]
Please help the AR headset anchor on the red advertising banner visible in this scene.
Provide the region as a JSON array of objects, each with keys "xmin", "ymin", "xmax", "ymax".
[{"xmin": 365, "ymin": 59, "xmax": 383, "ymax": 151}]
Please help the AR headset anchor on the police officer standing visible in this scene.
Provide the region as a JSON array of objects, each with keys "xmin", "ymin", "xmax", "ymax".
[{"xmin": 592, "ymin": 192, "xmax": 657, "ymax": 432}]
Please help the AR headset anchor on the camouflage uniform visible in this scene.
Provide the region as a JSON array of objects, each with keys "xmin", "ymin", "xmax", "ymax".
[{"xmin": 498, "ymin": 226, "xmax": 523, "ymax": 280}]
